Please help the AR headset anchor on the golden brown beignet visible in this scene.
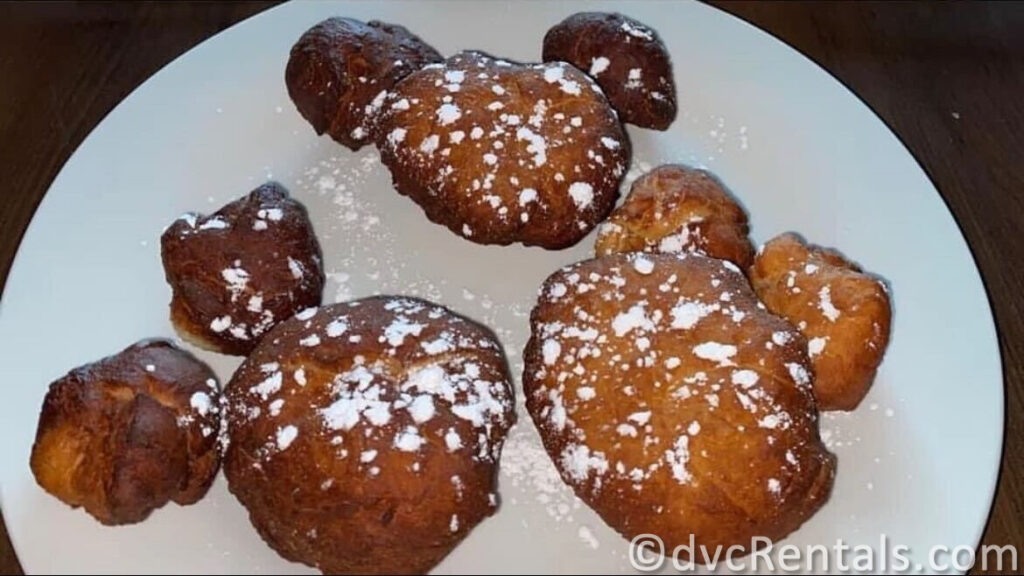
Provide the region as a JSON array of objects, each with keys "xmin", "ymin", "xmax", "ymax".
[
  {"xmin": 223, "ymin": 297, "xmax": 515, "ymax": 575},
  {"xmin": 594, "ymin": 164, "xmax": 754, "ymax": 268},
  {"xmin": 375, "ymin": 51, "xmax": 630, "ymax": 249},
  {"xmin": 543, "ymin": 12, "xmax": 677, "ymax": 130},
  {"xmin": 286, "ymin": 17, "xmax": 442, "ymax": 150},
  {"xmin": 30, "ymin": 339, "xmax": 221, "ymax": 525},
  {"xmin": 523, "ymin": 252, "xmax": 834, "ymax": 558},
  {"xmin": 749, "ymin": 233, "xmax": 892, "ymax": 411},
  {"xmin": 160, "ymin": 182, "xmax": 324, "ymax": 356}
]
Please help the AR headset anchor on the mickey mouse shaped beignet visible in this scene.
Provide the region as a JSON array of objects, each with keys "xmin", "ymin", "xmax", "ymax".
[
  {"xmin": 30, "ymin": 339, "xmax": 221, "ymax": 525},
  {"xmin": 161, "ymin": 182, "xmax": 324, "ymax": 356},
  {"xmin": 375, "ymin": 51, "xmax": 630, "ymax": 249},
  {"xmin": 223, "ymin": 297, "xmax": 515, "ymax": 574},
  {"xmin": 286, "ymin": 17, "xmax": 443, "ymax": 150},
  {"xmin": 523, "ymin": 252, "xmax": 835, "ymax": 558},
  {"xmin": 749, "ymin": 233, "xmax": 892, "ymax": 411}
]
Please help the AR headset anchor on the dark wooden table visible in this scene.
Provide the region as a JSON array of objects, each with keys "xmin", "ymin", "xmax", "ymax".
[{"xmin": 1, "ymin": 1, "xmax": 1021, "ymax": 574}]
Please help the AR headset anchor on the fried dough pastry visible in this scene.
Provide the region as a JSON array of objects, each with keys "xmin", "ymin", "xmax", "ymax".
[
  {"xmin": 286, "ymin": 17, "xmax": 443, "ymax": 150},
  {"xmin": 161, "ymin": 182, "xmax": 324, "ymax": 356},
  {"xmin": 223, "ymin": 297, "xmax": 515, "ymax": 574},
  {"xmin": 375, "ymin": 51, "xmax": 630, "ymax": 249},
  {"xmin": 30, "ymin": 340, "xmax": 220, "ymax": 525},
  {"xmin": 749, "ymin": 233, "xmax": 892, "ymax": 411},
  {"xmin": 523, "ymin": 252, "xmax": 834, "ymax": 558},
  {"xmin": 594, "ymin": 164, "xmax": 754, "ymax": 267},
  {"xmin": 543, "ymin": 12, "xmax": 676, "ymax": 130}
]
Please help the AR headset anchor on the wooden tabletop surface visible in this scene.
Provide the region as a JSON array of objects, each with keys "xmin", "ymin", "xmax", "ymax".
[{"xmin": 1, "ymin": 1, "xmax": 1021, "ymax": 574}]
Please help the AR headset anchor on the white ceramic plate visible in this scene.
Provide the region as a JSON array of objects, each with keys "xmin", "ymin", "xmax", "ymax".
[{"xmin": 0, "ymin": 1, "xmax": 1002, "ymax": 574}]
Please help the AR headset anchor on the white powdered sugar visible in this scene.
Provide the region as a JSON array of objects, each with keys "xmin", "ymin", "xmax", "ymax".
[
  {"xmin": 664, "ymin": 435, "xmax": 692, "ymax": 484},
  {"xmin": 190, "ymin": 391, "xmax": 212, "ymax": 416},
  {"xmin": 247, "ymin": 294, "xmax": 264, "ymax": 313},
  {"xmin": 407, "ymin": 394, "xmax": 436, "ymax": 424},
  {"xmin": 221, "ymin": 265, "xmax": 249, "ymax": 301},
  {"xmin": 560, "ymin": 443, "xmax": 609, "ymax": 483},
  {"xmin": 818, "ymin": 286, "xmax": 841, "ymax": 322},
  {"xmin": 383, "ymin": 318, "xmax": 425, "ymax": 346},
  {"xmin": 625, "ymin": 68, "xmax": 643, "ymax": 90},
  {"xmin": 568, "ymin": 182, "xmax": 594, "ymax": 209},
  {"xmin": 670, "ymin": 298, "xmax": 719, "ymax": 330},
  {"xmin": 628, "ymin": 411, "xmax": 652, "ymax": 425},
  {"xmin": 518, "ymin": 188, "xmax": 538, "ymax": 206},
  {"xmin": 252, "ymin": 371, "xmax": 283, "ymax": 400},
  {"xmin": 633, "ymin": 255, "xmax": 655, "ymax": 274},
  {"xmin": 501, "ymin": 430, "xmax": 582, "ymax": 522},
  {"xmin": 692, "ymin": 341, "xmax": 737, "ymax": 366},
  {"xmin": 731, "ymin": 369, "xmax": 760, "ymax": 388},
  {"xmin": 808, "ymin": 336, "xmax": 828, "ymax": 357},
  {"xmin": 276, "ymin": 425, "xmax": 298, "ymax": 451},
  {"xmin": 543, "ymin": 66, "xmax": 564, "ymax": 84},
  {"xmin": 542, "ymin": 339, "xmax": 561, "ymax": 365},
  {"xmin": 786, "ymin": 362, "xmax": 812, "ymax": 387},
  {"xmin": 589, "ymin": 56, "xmax": 610, "ymax": 76},
  {"xmin": 198, "ymin": 217, "xmax": 228, "ymax": 230},
  {"xmin": 287, "ymin": 257, "xmax": 305, "ymax": 279},
  {"xmin": 658, "ymin": 228, "xmax": 693, "ymax": 253},
  {"xmin": 515, "ymin": 127, "xmax": 548, "ymax": 167},
  {"xmin": 436, "ymin": 103, "xmax": 462, "ymax": 125},
  {"xmin": 445, "ymin": 428, "xmax": 463, "ymax": 452},
  {"xmin": 326, "ymin": 318, "xmax": 348, "ymax": 337},
  {"xmin": 319, "ymin": 367, "xmax": 392, "ymax": 431},
  {"xmin": 210, "ymin": 315, "xmax": 232, "ymax": 333},
  {"xmin": 257, "ymin": 208, "xmax": 283, "ymax": 221},
  {"xmin": 421, "ymin": 336, "xmax": 454, "ymax": 355},
  {"xmin": 621, "ymin": 20, "xmax": 654, "ymax": 40},
  {"xmin": 578, "ymin": 526, "xmax": 599, "ymax": 549},
  {"xmin": 394, "ymin": 426, "xmax": 426, "ymax": 452},
  {"xmin": 419, "ymin": 134, "xmax": 440, "ymax": 154},
  {"xmin": 444, "ymin": 69, "xmax": 465, "ymax": 84},
  {"xmin": 612, "ymin": 303, "xmax": 654, "ymax": 337},
  {"xmin": 388, "ymin": 127, "xmax": 407, "ymax": 146}
]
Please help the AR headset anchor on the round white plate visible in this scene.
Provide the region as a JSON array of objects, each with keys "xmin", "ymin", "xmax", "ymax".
[{"xmin": 0, "ymin": 1, "xmax": 1002, "ymax": 574}]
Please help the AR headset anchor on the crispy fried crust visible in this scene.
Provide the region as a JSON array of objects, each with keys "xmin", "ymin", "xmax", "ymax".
[
  {"xmin": 160, "ymin": 182, "xmax": 325, "ymax": 356},
  {"xmin": 523, "ymin": 253, "xmax": 834, "ymax": 558},
  {"xmin": 30, "ymin": 340, "xmax": 221, "ymax": 525},
  {"xmin": 749, "ymin": 233, "xmax": 892, "ymax": 411},
  {"xmin": 375, "ymin": 51, "xmax": 630, "ymax": 249},
  {"xmin": 543, "ymin": 12, "xmax": 676, "ymax": 130},
  {"xmin": 286, "ymin": 17, "xmax": 443, "ymax": 150},
  {"xmin": 223, "ymin": 297, "xmax": 515, "ymax": 575},
  {"xmin": 594, "ymin": 165, "xmax": 754, "ymax": 267}
]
